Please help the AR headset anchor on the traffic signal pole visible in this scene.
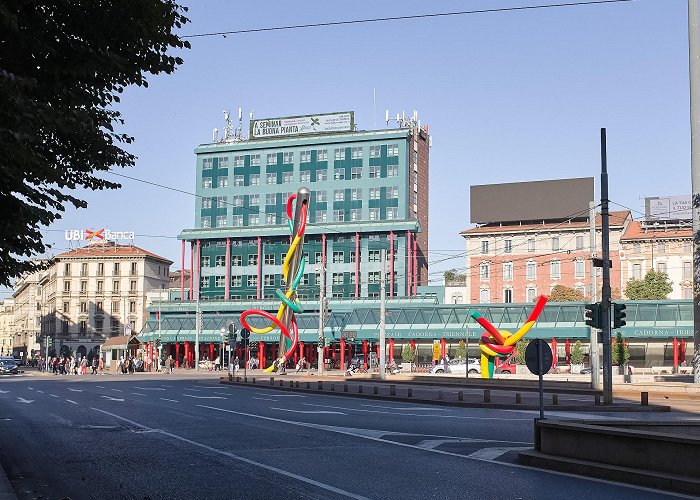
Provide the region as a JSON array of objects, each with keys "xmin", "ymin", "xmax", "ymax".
[{"xmin": 600, "ymin": 129, "xmax": 613, "ymax": 405}]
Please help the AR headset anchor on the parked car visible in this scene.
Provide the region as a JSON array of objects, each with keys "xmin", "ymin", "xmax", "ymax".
[
  {"xmin": 0, "ymin": 359, "xmax": 19, "ymax": 375},
  {"xmin": 495, "ymin": 352, "xmax": 518, "ymax": 374},
  {"xmin": 432, "ymin": 358, "xmax": 480, "ymax": 375}
]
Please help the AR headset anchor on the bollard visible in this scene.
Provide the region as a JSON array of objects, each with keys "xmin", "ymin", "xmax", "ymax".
[
  {"xmin": 306, "ymin": 382, "xmax": 310, "ymax": 390},
  {"xmin": 318, "ymin": 381, "xmax": 323, "ymax": 390},
  {"xmin": 458, "ymin": 391, "xmax": 464, "ymax": 401},
  {"xmin": 390, "ymin": 385, "xmax": 396, "ymax": 396},
  {"xmin": 483, "ymin": 389, "xmax": 491, "ymax": 403},
  {"xmin": 236, "ymin": 376, "xmax": 240, "ymax": 382},
  {"xmin": 343, "ymin": 384, "xmax": 348, "ymax": 393},
  {"xmin": 641, "ymin": 392, "xmax": 649, "ymax": 406},
  {"xmin": 279, "ymin": 380, "xmax": 283, "ymax": 387},
  {"xmin": 331, "ymin": 383, "xmax": 335, "ymax": 392},
  {"xmin": 252, "ymin": 378, "xmax": 256, "ymax": 384},
  {"xmin": 228, "ymin": 373, "xmax": 232, "ymax": 381},
  {"xmin": 407, "ymin": 388, "xmax": 412, "ymax": 398},
  {"xmin": 516, "ymin": 393, "xmax": 522, "ymax": 404},
  {"xmin": 358, "ymin": 385, "xmax": 363, "ymax": 394},
  {"xmin": 373, "ymin": 386, "xmax": 378, "ymax": 395},
  {"xmin": 595, "ymin": 394, "xmax": 601, "ymax": 406},
  {"xmin": 244, "ymin": 377, "xmax": 248, "ymax": 383},
  {"xmin": 552, "ymin": 394, "xmax": 558, "ymax": 405},
  {"xmin": 437, "ymin": 390, "xmax": 443, "ymax": 400},
  {"xmin": 270, "ymin": 377, "xmax": 274, "ymax": 386},
  {"xmin": 295, "ymin": 381, "xmax": 299, "ymax": 388}
]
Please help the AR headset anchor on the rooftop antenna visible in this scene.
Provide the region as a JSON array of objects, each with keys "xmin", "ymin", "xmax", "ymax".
[
  {"xmin": 222, "ymin": 110, "xmax": 234, "ymax": 141},
  {"xmin": 212, "ymin": 128, "xmax": 218, "ymax": 142},
  {"xmin": 373, "ymin": 88, "xmax": 376, "ymax": 129},
  {"xmin": 386, "ymin": 108, "xmax": 419, "ymax": 128},
  {"xmin": 385, "ymin": 109, "xmax": 389, "ymax": 127}
]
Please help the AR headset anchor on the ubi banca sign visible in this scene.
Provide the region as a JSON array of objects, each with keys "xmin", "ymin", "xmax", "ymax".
[{"xmin": 64, "ymin": 228, "xmax": 135, "ymax": 241}]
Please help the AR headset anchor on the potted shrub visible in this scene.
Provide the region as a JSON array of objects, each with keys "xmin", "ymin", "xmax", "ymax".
[
  {"xmin": 570, "ymin": 340, "xmax": 585, "ymax": 374},
  {"xmin": 400, "ymin": 343, "xmax": 415, "ymax": 372},
  {"xmin": 514, "ymin": 339, "xmax": 530, "ymax": 374},
  {"xmin": 612, "ymin": 331, "xmax": 630, "ymax": 374}
]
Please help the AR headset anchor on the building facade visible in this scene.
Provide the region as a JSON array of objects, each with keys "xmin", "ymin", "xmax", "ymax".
[
  {"xmin": 0, "ymin": 299, "xmax": 15, "ymax": 356},
  {"xmin": 178, "ymin": 111, "xmax": 430, "ymax": 303},
  {"xmin": 12, "ymin": 269, "xmax": 46, "ymax": 360}
]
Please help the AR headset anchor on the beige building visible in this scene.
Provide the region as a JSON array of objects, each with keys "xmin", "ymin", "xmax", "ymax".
[
  {"xmin": 12, "ymin": 268, "xmax": 49, "ymax": 360},
  {"xmin": 0, "ymin": 298, "xmax": 15, "ymax": 356}
]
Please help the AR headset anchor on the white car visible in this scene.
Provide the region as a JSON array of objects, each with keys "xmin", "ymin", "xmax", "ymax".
[{"xmin": 432, "ymin": 358, "xmax": 480, "ymax": 375}]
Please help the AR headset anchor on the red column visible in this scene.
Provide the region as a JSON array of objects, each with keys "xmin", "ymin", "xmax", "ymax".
[
  {"xmin": 413, "ymin": 236, "xmax": 418, "ymax": 295},
  {"xmin": 362, "ymin": 339, "xmax": 369, "ymax": 369},
  {"xmin": 340, "ymin": 338, "xmax": 346, "ymax": 370},
  {"xmin": 271, "ymin": 343, "xmax": 277, "ymax": 361},
  {"xmin": 225, "ymin": 237, "xmax": 231, "ymax": 300},
  {"xmin": 406, "ymin": 231, "xmax": 412, "ymax": 296},
  {"xmin": 181, "ymin": 239, "xmax": 186, "ymax": 300},
  {"xmin": 189, "ymin": 342, "xmax": 194, "ymax": 367},
  {"xmin": 209, "ymin": 342, "xmax": 214, "ymax": 361},
  {"xmin": 551, "ymin": 338, "xmax": 557, "ymax": 368},
  {"xmin": 355, "ymin": 232, "xmax": 360, "ymax": 298},
  {"xmin": 175, "ymin": 342, "xmax": 180, "ymax": 368},
  {"xmin": 440, "ymin": 338, "xmax": 446, "ymax": 359},
  {"xmin": 389, "ymin": 231, "xmax": 394, "ymax": 297},
  {"xmin": 257, "ymin": 236, "xmax": 262, "ymax": 300},
  {"xmin": 680, "ymin": 339, "xmax": 687, "ymax": 363},
  {"xmin": 410, "ymin": 339, "xmax": 416, "ymax": 352},
  {"xmin": 298, "ymin": 342, "xmax": 305, "ymax": 364},
  {"xmin": 196, "ymin": 239, "xmax": 201, "ymax": 298},
  {"xmin": 189, "ymin": 243, "xmax": 194, "ymax": 299},
  {"xmin": 565, "ymin": 339, "xmax": 571, "ymax": 365},
  {"xmin": 259, "ymin": 342, "xmax": 266, "ymax": 369},
  {"xmin": 322, "ymin": 233, "xmax": 327, "ymax": 268},
  {"xmin": 389, "ymin": 338, "xmax": 395, "ymax": 363},
  {"xmin": 673, "ymin": 336, "xmax": 679, "ymax": 371},
  {"xmin": 183, "ymin": 342, "xmax": 189, "ymax": 368},
  {"xmin": 375, "ymin": 343, "xmax": 380, "ymax": 364}
]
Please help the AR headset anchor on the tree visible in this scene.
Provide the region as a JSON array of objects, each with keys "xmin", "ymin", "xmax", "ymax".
[
  {"xmin": 444, "ymin": 269, "xmax": 467, "ymax": 285},
  {"xmin": 612, "ymin": 331, "xmax": 630, "ymax": 366},
  {"xmin": 515, "ymin": 339, "xmax": 530, "ymax": 365},
  {"xmin": 548, "ymin": 285, "xmax": 584, "ymax": 302},
  {"xmin": 454, "ymin": 340, "xmax": 466, "ymax": 359},
  {"xmin": 401, "ymin": 343, "xmax": 415, "ymax": 363},
  {"xmin": 0, "ymin": 1, "xmax": 190, "ymax": 286},
  {"xmin": 570, "ymin": 340, "xmax": 585, "ymax": 365},
  {"xmin": 624, "ymin": 270, "xmax": 673, "ymax": 300}
]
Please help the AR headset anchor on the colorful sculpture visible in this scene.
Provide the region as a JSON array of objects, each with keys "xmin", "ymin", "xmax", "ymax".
[
  {"xmin": 240, "ymin": 190, "xmax": 309, "ymax": 372},
  {"xmin": 470, "ymin": 295, "xmax": 547, "ymax": 378}
]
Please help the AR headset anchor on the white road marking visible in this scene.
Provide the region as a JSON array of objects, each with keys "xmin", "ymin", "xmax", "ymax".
[
  {"xmin": 254, "ymin": 393, "xmax": 305, "ymax": 397},
  {"xmin": 214, "ymin": 392, "xmax": 230, "ymax": 396},
  {"xmin": 96, "ymin": 385, "xmax": 105, "ymax": 389},
  {"xmin": 132, "ymin": 393, "xmax": 147, "ymax": 397},
  {"xmin": 133, "ymin": 387, "xmax": 165, "ymax": 391},
  {"xmin": 159, "ymin": 398, "xmax": 179, "ymax": 403},
  {"xmin": 1, "ymin": 418, "xmax": 10, "ymax": 421},
  {"xmin": 270, "ymin": 407, "xmax": 347, "ymax": 415},
  {"xmin": 17, "ymin": 397, "xmax": 35, "ymax": 404},
  {"xmin": 66, "ymin": 399, "xmax": 78, "ymax": 405},
  {"xmin": 182, "ymin": 394, "xmax": 226, "ymax": 400},
  {"xmin": 184, "ymin": 388, "xmax": 201, "ymax": 392},
  {"xmin": 301, "ymin": 403, "xmax": 530, "ymax": 421},
  {"xmin": 83, "ymin": 425, "xmax": 118, "ymax": 430},
  {"xmin": 27, "ymin": 387, "xmax": 33, "ymax": 390},
  {"xmin": 100, "ymin": 396, "xmax": 124, "ymax": 402},
  {"xmin": 90, "ymin": 407, "xmax": 369, "ymax": 500},
  {"xmin": 415, "ymin": 438, "xmax": 499, "ymax": 449},
  {"xmin": 160, "ymin": 385, "xmax": 173, "ymax": 388},
  {"xmin": 49, "ymin": 394, "xmax": 59, "ymax": 398},
  {"xmin": 36, "ymin": 390, "xmax": 44, "ymax": 394},
  {"xmin": 68, "ymin": 388, "xmax": 83, "ymax": 392},
  {"xmin": 467, "ymin": 447, "xmax": 530, "ymax": 460},
  {"xmin": 110, "ymin": 389, "xmax": 123, "ymax": 393},
  {"xmin": 0, "ymin": 390, "xmax": 9, "ymax": 394},
  {"xmin": 360, "ymin": 404, "xmax": 449, "ymax": 411},
  {"xmin": 252, "ymin": 397, "xmax": 278, "ymax": 402}
]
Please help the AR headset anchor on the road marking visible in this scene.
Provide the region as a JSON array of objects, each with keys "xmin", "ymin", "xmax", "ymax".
[
  {"xmin": 100, "ymin": 396, "xmax": 124, "ymax": 402},
  {"xmin": 110, "ymin": 389, "xmax": 123, "ymax": 393},
  {"xmin": 68, "ymin": 388, "xmax": 83, "ymax": 392},
  {"xmin": 214, "ymin": 392, "xmax": 230, "ymax": 396},
  {"xmin": 36, "ymin": 390, "xmax": 44, "ymax": 394},
  {"xmin": 133, "ymin": 387, "xmax": 165, "ymax": 391},
  {"xmin": 467, "ymin": 447, "xmax": 530, "ymax": 460},
  {"xmin": 184, "ymin": 388, "xmax": 201, "ymax": 392},
  {"xmin": 415, "ymin": 438, "xmax": 500, "ymax": 449},
  {"xmin": 301, "ymin": 403, "xmax": 530, "ymax": 420},
  {"xmin": 17, "ymin": 397, "xmax": 35, "ymax": 404},
  {"xmin": 254, "ymin": 393, "xmax": 305, "ymax": 398},
  {"xmin": 90, "ymin": 407, "xmax": 369, "ymax": 500},
  {"xmin": 159, "ymin": 398, "xmax": 179, "ymax": 403},
  {"xmin": 182, "ymin": 394, "xmax": 226, "ymax": 400},
  {"xmin": 49, "ymin": 394, "xmax": 59, "ymax": 398},
  {"xmin": 96, "ymin": 385, "xmax": 105, "ymax": 389},
  {"xmin": 160, "ymin": 385, "xmax": 173, "ymax": 388},
  {"xmin": 252, "ymin": 397, "xmax": 278, "ymax": 402},
  {"xmin": 1, "ymin": 418, "xmax": 10, "ymax": 421},
  {"xmin": 0, "ymin": 390, "xmax": 9, "ymax": 394},
  {"xmin": 66, "ymin": 399, "xmax": 78, "ymax": 405},
  {"xmin": 360, "ymin": 404, "xmax": 449, "ymax": 411},
  {"xmin": 270, "ymin": 407, "xmax": 347, "ymax": 415},
  {"xmin": 132, "ymin": 393, "xmax": 147, "ymax": 397}
]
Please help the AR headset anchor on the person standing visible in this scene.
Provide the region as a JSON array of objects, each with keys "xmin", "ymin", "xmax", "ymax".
[{"xmin": 167, "ymin": 355, "xmax": 175, "ymax": 374}]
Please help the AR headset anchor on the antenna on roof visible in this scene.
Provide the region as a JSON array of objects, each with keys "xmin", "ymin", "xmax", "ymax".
[{"xmin": 386, "ymin": 109, "xmax": 420, "ymax": 128}]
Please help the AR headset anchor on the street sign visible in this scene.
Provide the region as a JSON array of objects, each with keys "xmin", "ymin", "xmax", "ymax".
[
  {"xmin": 525, "ymin": 339, "xmax": 552, "ymax": 375},
  {"xmin": 341, "ymin": 331, "xmax": 356, "ymax": 341},
  {"xmin": 240, "ymin": 328, "xmax": 250, "ymax": 340}
]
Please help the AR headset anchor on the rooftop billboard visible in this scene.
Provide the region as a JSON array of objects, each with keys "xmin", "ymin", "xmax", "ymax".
[
  {"xmin": 470, "ymin": 177, "xmax": 595, "ymax": 224},
  {"xmin": 249, "ymin": 111, "xmax": 354, "ymax": 139},
  {"xmin": 644, "ymin": 195, "xmax": 691, "ymax": 221}
]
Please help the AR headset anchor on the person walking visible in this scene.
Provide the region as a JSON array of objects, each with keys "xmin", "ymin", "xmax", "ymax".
[
  {"xmin": 167, "ymin": 355, "xmax": 175, "ymax": 374},
  {"xmin": 98, "ymin": 356, "xmax": 104, "ymax": 375},
  {"xmin": 91, "ymin": 357, "xmax": 98, "ymax": 375}
]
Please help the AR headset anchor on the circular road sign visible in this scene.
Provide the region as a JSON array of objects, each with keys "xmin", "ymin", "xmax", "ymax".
[
  {"xmin": 240, "ymin": 328, "xmax": 250, "ymax": 340},
  {"xmin": 525, "ymin": 339, "xmax": 553, "ymax": 376}
]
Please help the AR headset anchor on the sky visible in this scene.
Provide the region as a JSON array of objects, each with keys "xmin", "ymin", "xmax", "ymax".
[{"xmin": 2, "ymin": 0, "xmax": 692, "ymax": 298}]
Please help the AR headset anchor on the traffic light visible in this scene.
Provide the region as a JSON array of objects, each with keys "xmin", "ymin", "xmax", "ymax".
[
  {"xmin": 613, "ymin": 302, "xmax": 627, "ymax": 329},
  {"xmin": 228, "ymin": 323, "xmax": 237, "ymax": 343},
  {"xmin": 584, "ymin": 302, "xmax": 602, "ymax": 329},
  {"xmin": 155, "ymin": 338, "xmax": 161, "ymax": 349}
]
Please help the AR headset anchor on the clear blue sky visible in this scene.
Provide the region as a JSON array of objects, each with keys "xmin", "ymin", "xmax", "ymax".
[{"xmin": 2, "ymin": 0, "xmax": 691, "ymax": 298}]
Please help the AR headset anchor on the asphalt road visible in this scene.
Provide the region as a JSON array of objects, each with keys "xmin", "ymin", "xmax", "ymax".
[{"xmin": 0, "ymin": 373, "xmax": 693, "ymax": 500}]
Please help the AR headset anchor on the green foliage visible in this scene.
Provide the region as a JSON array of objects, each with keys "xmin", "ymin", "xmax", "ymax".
[
  {"xmin": 570, "ymin": 340, "xmax": 585, "ymax": 365},
  {"xmin": 624, "ymin": 270, "xmax": 673, "ymax": 300},
  {"xmin": 401, "ymin": 343, "xmax": 415, "ymax": 363},
  {"xmin": 515, "ymin": 339, "xmax": 530, "ymax": 365},
  {"xmin": 548, "ymin": 285, "xmax": 585, "ymax": 302},
  {"xmin": 444, "ymin": 269, "xmax": 467, "ymax": 285},
  {"xmin": 454, "ymin": 340, "xmax": 466, "ymax": 359},
  {"xmin": 612, "ymin": 332, "xmax": 630, "ymax": 366},
  {"xmin": 0, "ymin": 1, "xmax": 190, "ymax": 286}
]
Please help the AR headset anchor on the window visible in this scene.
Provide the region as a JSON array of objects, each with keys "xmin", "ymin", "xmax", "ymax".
[
  {"xmin": 129, "ymin": 301, "xmax": 137, "ymax": 313},
  {"xmin": 202, "ymin": 177, "xmax": 212, "ymax": 189},
  {"xmin": 95, "ymin": 319, "xmax": 103, "ymax": 332},
  {"xmin": 234, "ymin": 155, "xmax": 244, "ymax": 167},
  {"xmin": 479, "ymin": 289, "xmax": 490, "ymax": 304},
  {"xmin": 332, "ymin": 273, "xmax": 344, "ymax": 285},
  {"xmin": 232, "ymin": 196, "xmax": 243, "ymax": 207},
  {"xmin": 200, "ymin": 256, "xmax": 210, "ymax": 268},
  {"xmin": 684, "ymin": 241, "xmax": 693, "ymax": 253},
  {"xmin": 528, "ymin": 238, "xmax": 535, "ymax": 252},
  {"xmin": 266, "ymin": 173, "xmax": 277, "ymax": 185},
  {"xmin": 248, "ymin": 194, "xmax": 259, "ymax": 206},
  {"xmin": 247, "ymin": 275, "xmax": 258, "ymax": 287},
  {"xmin": 130, "ymin": 262, "xmax": 137, "ymax": 275},
  {"xmin": 504, "ymin": 289, "xmax": 513, "ymax": 303},
  {"xmin": 97, "ymin": 280, "xmax": 104, "ymax": 293},
  {"xmin": 264, "ymin": 275, "xmax": 275, "ymax": 286},
  {"xmin": 334, "ymin": 168, "xmax": 345, "ymax": 180},
  {"xmin": 657, "ymin": 262, "xmax": 667, "ymax": 274},
  {"xmin": 216, "ymin": 197, "xmax": 227, "ymax": 208},
  {"xmin": 387, "ymin": 164, "xmax": 398, "ymax": 177},
  {"xmin": 575, "ymin": 260, "xmax": 585, "ymax": 278},
  {"xmin": 79, "ymin": 320, "xmax": 87, "ymax": 334},
  {"xmin": 369, "ymin": 166, "xmax": 381, "ymax": 178},
  {"xmin": 387, "ymin": 144, "xmax": 399, "ymax": 156},
  {"xmin": 633, "ymin": 243, "xmax": 641, "ymax": 254},
  {"xmin": 112, "ymin": 301, "xmax": 120, "ymax": 314},
  {"xmin": 551, "ymin": 237, "xmax": 560, "ymax": 251},
  {"xmin": 267, "ymin": 153, "xmax": 277, "ymax": 165},
  {"xmin": 479, "ymin": 262, "xmax": 490, "ymax": 280},
  {"xmin": 232, "ymin": 215, "xmax": 243, "ymax": 226},
  {"xmin": 314, "ymin": 211, "xmax": 327, "ymax": 223},
  {"xmin": 283, "ymin": 152, "xmax": 293, "ymax": 164},
  {"xmin": 300, "ymin": 170, "xmax": 311, "ymax": 182},
  {"xmin": 231, "ymin": 276, "xmax": 242, "ymax": 287},
  {"xmin": 113, "ymin": 262, "xmax": 120, "ymax": 275},
  {"xmin": 481, "ymin": 241, "xmax": 489, "ymax": 254},
  {"xmin": 215, "ymin": 276, "xmax": 225, "ymax": 288},
  {"xmin": 250, "ymin": 154, "xmax": 261, "ymax": 166},
  {"xmin": 350, "ymin": 146, "xmax": 362, "ymax": 159},
  {"xmin": 201, "ymin": 197, "xmax": 212, "ymax": 209},
  {"xmin": 504, "ymin": 239, "xmax": 512, "ymax": 253},
  {"xmin": 201, "ymin": 217, "xmax": 211, "ymax": 228},
  {"xmin": 632, "ymin": 263, "xmax": 642, "ymax": 279},
  {"xmin": 526, "ymin": 261, "xmax": 536, "ymax": 279},
  {"xmin": 386, "ymin": 208, "xmax": 398, "ymax": 220},
  {"xmin": 248, "ymin": 214, "xmax": 260, "ymax": 225},
  {"xmin": 249, "ymin": 174, "xmax": 260, "ymax": 186},
  {"xmin": 387, "ymin": 187, "xmax": 398, "ymax": 199},
  {"xmin": 316, "ymin": 149, "xmax": 328, "ymax": 161},
  {"xmin": 368, "ymin": 208, "xmax": 379, "ymax": 220},
  {"xmin": 329, "ymin": 251, "xmax": 342, "ymax": 264},
  {"xmin": 63, "ymin": 301, "xmax": 69, "ymax": 313},
  {"xmin": 201, "ymin": 276, "xmax": 210, "ymax": 288},
  {"xmin": 282, "ymin": 172, "xmax": 293, "ymax": 184},
  {"xmin": 368, "ymin": 271, "xmax": 380, "ymax": 284},
  {"xmin": 658, "ymin": 241, "xmax": 666, "ymax": 254},
  {"xmin": 369, "ymin": 188, "xmax": 380, "ymax": 200},
  {"xmin": 265, "ymin": 213, "xmax": 277, "ymax": 225},
  {"xmin": 265, "ymin": 193, "xmax": 276, "ymax": 205},
  {"xmin": 351, "ymin": 167, "xmax": 363, "ymax": 179},
  {"xmin": 350, "ymin": 209, "xmax": 361, "ymax": 221},
  {"xmin": 316, "ymin": 169, "xmax": 328, "ymax": 181},
  {"xmin": 300, "ymin": 150, "xmax": 311, "ymax": 162},
  {"xmin": 334, "ymin": 148, "xmax": 345, "ymax": 160},
  {"xmin": 370, "ymin": 145, "xmax": 381, "ymax": 158},
  {"xmin": 215, "ymin": 255, "xmax": 225, "ymax": 267},
  {"xmin": 218, "ymin": 177, "xmax": 228, "ymax": 188},
  {"xmin": 202, "ymin": 157, "xmax": 214, "ymax": 168},
  {"xmin": 113, "ymin": 280, "xmax": 120, "ymax": 292},
  {"xmin": 129, "ymin": 280, "xmax": 137, "ymax": 292},
  {"xmin": 334, "ymin": 189, "xmax": 345, "ymax": 202},
  {"xmin": 314, "ymin": 190, "xmax": 327, "ymax": 203},
  {"xmin": 684, "ymin": 261, "xmax": 692, "ymax": 280},
  {"xmin": 230, "ymin": 175, "xmax": 242, "ymax": 186},
  {"xmin": 64, "ymin": 280, "xmax": 71, "ymax": 292},
  {"xmin": 265, "ymin": 254, "xmax": 275, "ymax": 265},
  {"xmin": 503, "ymin": 262, "xmax": 513, "ymax": 280},
  {"xmin": 80, "ymin": 280, "xmax": 87, "ymax": 293},
  {"xmin": 526, "ymin": 288, "xmax": 536, "ymax": 303},
  {"xmin": 333, "ymin": 210, "xmax": 345, "ymax": 222},
  {"xmin": 550, "ymin": 260, "xmax": 561, "ymax": 279},
  {"xmin": 64, "ymin": 263, "xmax": 71, "ymax": 276},
  {"xmin": 576, "ymin": 235, "xmax": 584, "ymax": 251},
  {"xmin": 248, "ymin": 254, "xmax": 258, "ymax": 266},
  {"xmin": 351, "ymin": 188, "xmax": 362, "ymax": 201}
]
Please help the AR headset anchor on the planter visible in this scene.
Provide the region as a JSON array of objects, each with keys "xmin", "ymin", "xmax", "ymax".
[
  {"xmin": 571, "ymin": 364, "xmax": 583, "ymax": 374},
  {"xmin": 400, "ymin": 362, "xmax": 413, "ymax": 373},
  {"xmin": 516, "ymin": 364, "xmax": 530, "ymax": 375}
]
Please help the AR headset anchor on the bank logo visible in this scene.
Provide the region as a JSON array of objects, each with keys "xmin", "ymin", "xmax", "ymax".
[{"xmin": 64, "ymin": 228, "xmax": 135, "ymax": 241}]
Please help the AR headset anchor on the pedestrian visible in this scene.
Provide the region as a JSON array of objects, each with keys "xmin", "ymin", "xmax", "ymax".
[
  {"xmin": 128, "ymin": 357, "xmax": 135, "ymax": 374},
  {"xmin": 118, "ymin": 356, "xmax": 124, "ymax": 374},
  {"xmin": 98, "ymin": 357, "xmax": 104, "ymax": 375},
  {"xmin": 167, "ymin": 355, "xmax": 175, "ymax": 374},
  {"xmin": 214, "ymin": 355, "xmax": 221, "ymax": 371},
  {"xmin": 80, "ymin": 357, "xmax": 88, "ymax": 375},
  {"xmin": 91, "ymin": 357, "xmax": 98, "ymax": 375}
]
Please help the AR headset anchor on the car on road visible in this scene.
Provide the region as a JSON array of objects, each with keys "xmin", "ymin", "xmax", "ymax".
[
  {"xmin": 495, "ymin": 353, "xmax": 518, "ymax": 374},
  {"xmin": 0, "ymin": 358, "xmax": 19, "ymax": 375},
  {"xmin": 432, "ymin": 358, "xmax": 480, "ymax": 375}
]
